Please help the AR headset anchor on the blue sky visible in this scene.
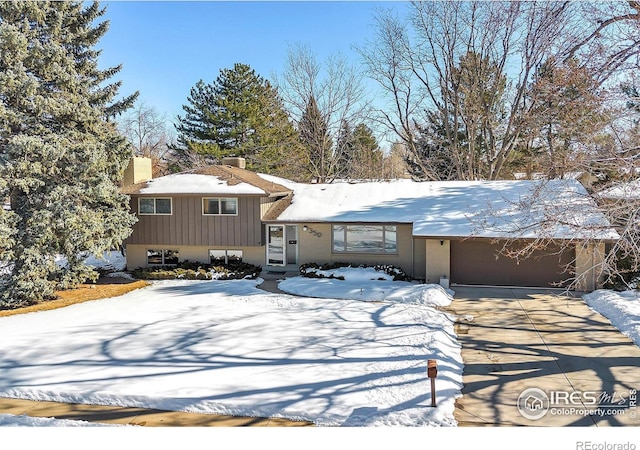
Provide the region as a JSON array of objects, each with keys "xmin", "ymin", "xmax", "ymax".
[{"xmin": 99, "ymin": 1, "xmax": 407, "ymax": 123}]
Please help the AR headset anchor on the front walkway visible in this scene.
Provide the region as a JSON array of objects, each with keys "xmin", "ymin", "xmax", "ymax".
[
  {"xmin": 446, "ymin": 286, "xmax": 640, "ymax": 426},
  {"xmin": 256, "ymin": 270, "xmax": 300, "ymax": 294}
]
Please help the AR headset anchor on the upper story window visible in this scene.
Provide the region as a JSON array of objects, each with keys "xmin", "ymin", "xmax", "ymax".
[
  {"xmin": 332, "ymin": 225, "xmax": 397, "ymax": 254},
  {"xmin": 203, "ymin": 197, "xmax": 238, "ymax": 215},
  {"xmin": 139, "ymin": 197, "xmax": 172, "ymax": 215}
]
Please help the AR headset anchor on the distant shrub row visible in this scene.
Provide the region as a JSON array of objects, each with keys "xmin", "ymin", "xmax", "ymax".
[{"xmin": 131, "ymin": 260, "xmax": 262, "ymax": 281}]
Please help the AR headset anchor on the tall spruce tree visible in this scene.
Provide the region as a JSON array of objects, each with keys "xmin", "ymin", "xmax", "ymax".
[
  {"xmin": 0, "ymin": 1, "xmax": 138, "ymax": 307},
  {"xmin": 299, "ymin": 95, "xmax": 333, "ymax": 182},
  {"xmin": 172, "ymin": 63, "xmax": 301, "ymax": 176},
  {"xmin": 333, "ymin": 120, "xmax": 354, "ymax": 179},
  {"xmin": 351, "ymin": 123, "xmax": 383, "ymax": 180}
]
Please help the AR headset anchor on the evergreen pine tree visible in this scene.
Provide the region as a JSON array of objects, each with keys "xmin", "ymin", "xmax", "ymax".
[
  {"xmin": 299, "ymin": 95, "xmax": 332, "ymax": 182},
  {"xmin": 0, "ymin": 1, "xmax": 138, "ymax": 306},
  {"xmin": 334, "ymin": 120, "xmax": 354, "ymax": 179},
  {"xmin": 351, "ymin": 123, "xmax": 383, "ymax": 180},
  {"xmin": 172, "ymin": 63, "xmax": 301, "ymax": 175}
]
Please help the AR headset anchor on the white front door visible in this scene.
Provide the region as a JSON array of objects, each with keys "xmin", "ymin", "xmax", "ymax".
[{"xmin": 267, "ymin": 225, "xmax": 285, "ymax": 265}]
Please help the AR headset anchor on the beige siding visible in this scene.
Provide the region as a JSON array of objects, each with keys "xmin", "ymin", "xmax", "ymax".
[
  {"xmin": 413, "ymin": 239, "xmax": 426, "ymax": 280},
  {"xmin": 294, "ymin": 223, "xmax": 415, "ymax": 276},
  {"xmin": 126, "ymin": 195, "xmax": 263, "ymax": 247},
  {"xmin": 260, "ymin": 197, "xmax": 276, "ymax": 218},
  {"xmin": 575, "ymin": 242, "xmax": 606, "ymax": 291},
  {"xmin": 125, "ymin": 244, "xmax": 265, "ymax": 269},
  {"xmin": 424, "ymin": 239, "xmax": 450, "ymax": 284}
]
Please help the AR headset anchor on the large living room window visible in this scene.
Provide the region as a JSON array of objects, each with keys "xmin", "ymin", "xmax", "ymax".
[
  {"xmin": 203, "ymin": 197, "xmax": 238, "ymax": 215},
  {"xmin": 332, "ymin": 225, "xmax": 397, "ymax": 254},
  {"xmin": 139, "ymin": 197, "xmax": 172, "ymax": 215},
  {"xmin": 147, "ymin": 249, "xmax": 179, "ymax": 265}
]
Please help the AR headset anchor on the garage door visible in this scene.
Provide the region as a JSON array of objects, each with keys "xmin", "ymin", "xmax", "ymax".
[{"xmin": 450, "ymin": 239, "xmax": 574, "ymax": 287}]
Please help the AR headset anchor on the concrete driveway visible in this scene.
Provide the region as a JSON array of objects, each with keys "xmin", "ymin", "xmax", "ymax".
[{"xmin": 446, "ymin": 286, "xmax": 640, "ymax": 426}]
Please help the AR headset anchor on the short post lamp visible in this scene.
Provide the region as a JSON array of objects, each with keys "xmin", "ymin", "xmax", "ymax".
[{"xmin": 427, "ymin": 359, "xmax": 438, "ymax": 407}]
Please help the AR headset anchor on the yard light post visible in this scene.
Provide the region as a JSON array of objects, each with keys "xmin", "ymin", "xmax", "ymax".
[{"xmin": 427, "ymin": 359, "xmax": 438, "ymax": 407}]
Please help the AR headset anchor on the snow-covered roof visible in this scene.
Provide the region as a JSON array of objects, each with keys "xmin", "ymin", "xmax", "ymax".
[
  {"xmin": 513, "ymin": 171, "xmax": 597, "ymax": 181},
  {"xmin": 598, "ymin": 180, "xmax": 640, "ymax": 200},
  {"xmin": 139, "ymin": 173, "xmax": 265, "ymax": 195},
  {"xmin": 259, "ymin": 176, "xmax": 618, "ymax": 240},
  {"xmin": 122, "ymin": 165, "xmax": 291, "ymax": 196}
]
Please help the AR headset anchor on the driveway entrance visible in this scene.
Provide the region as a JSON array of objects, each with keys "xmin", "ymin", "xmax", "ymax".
[{"xmin": 447, "ymin": 286, "xmax": 640, "ymax": 426}]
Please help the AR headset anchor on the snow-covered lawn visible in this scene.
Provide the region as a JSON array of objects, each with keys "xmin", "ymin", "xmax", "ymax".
[
  {"xmin": 0, "ymin": 274, "xmax": 462, "ymax": 427},
  {"xmin": 0, "ymin": 414, "xmax": 120, "ymax": 427},
  {"xmin": 279, "ymin": 267, "xmax": 454, "ymax": 306},
  {"xmin": 583, "ymin": 289, "xmax": 640, "ymax": 348}
]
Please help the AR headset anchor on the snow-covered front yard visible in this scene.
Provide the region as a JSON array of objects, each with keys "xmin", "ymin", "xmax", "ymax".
[{"xmin": 0, "ymin": 270, "xmax": 462, "ymax": 427}]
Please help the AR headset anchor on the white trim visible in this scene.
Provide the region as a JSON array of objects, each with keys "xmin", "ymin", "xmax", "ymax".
[{"xmin": 266, "ymin": 225, "xmax": 285, "ymax": 266}]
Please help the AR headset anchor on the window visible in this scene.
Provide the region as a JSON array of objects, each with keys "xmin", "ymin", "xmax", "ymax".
[
  {"xmin": 332, "ymin": 225, "xmax": 398, "ymax": 254},
  {"xmin": 139, "ymin": 197, "xmax": 172, "ymax": 215},
  {"xmin": 203, "ymin": 197, "xmax": 238, "ymax": 215},
  {"xmin": 209, "ymin": 249, "xmax": 243, "ymax": 265},
  {"xmin": 147, "ymin": 249, "xmax": 179, "ymax": 265}
]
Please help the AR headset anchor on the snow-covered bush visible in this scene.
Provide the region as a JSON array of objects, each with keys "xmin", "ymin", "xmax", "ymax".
[{"xmin": 299, "ymin": 262, "xmax": 411, "ymax": 281}]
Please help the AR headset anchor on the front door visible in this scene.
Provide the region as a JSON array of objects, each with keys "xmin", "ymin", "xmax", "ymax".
[
  {"xmin": 286, "ymin": 225, "xmax": 298, "ymax": 265},
  {"xmin": 267, "ymin": 225, "xmax": 285, "ymax": 265}
]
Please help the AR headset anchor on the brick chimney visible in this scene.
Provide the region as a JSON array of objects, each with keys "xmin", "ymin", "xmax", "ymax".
[
  {"xmin": 123, "ymin": 157, "xmax": 153, "ymax": 186},
  {"xmin": 221, "ymin": 156, "xmax": 246, "ymax": 169}
]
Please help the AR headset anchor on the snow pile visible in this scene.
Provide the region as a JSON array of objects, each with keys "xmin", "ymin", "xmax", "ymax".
[
  {"xmin": 280, "ymin": 270, "xmax": 453, "ymax": 306},
  {"xmin": 83, "ymin": 251, "xmax": 126, "ymax": 272},
  {"xmin": 303, "ymin": 265, "xmax": 395, "ymax": 281},
  {"xmin": 278, "ymin": 267, "xmax": 454, "ymax": 306},
  {"xmin": 0, "ymin": 278, "xmax": 462, "ymax": 427},
  {"xmin": 583, "ymin": 290, "xmax": 640, "ymax": 348},
  {"xmin": 55, "ymin": 251, "xmax": 126, "ymax": 273}
]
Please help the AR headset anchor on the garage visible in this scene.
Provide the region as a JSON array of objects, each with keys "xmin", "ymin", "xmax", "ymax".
[{"xmin": 450, "ymin": 239, "xmax": 575, "ymax": 287}]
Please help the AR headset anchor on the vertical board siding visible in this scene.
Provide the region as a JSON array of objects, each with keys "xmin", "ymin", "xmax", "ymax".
[{"xmin": 126, "ymin": 195, "xmax": 263, "ymax": 246}]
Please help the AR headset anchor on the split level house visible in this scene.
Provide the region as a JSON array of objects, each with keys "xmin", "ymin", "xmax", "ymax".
[{"xmin": 121, "ymin": 157, "xmax": 619, "ymax": 291}]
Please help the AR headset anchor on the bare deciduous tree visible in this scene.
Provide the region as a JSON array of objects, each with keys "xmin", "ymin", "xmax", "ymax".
[
  {"xmin": 118, "ymin": 103, "xmax": 175, "ymax": 177},
  {"xmin": 275, "ymin": 43, "xmax": 372, "ymax": 182},
  {"xmin": 359, "ymin": 1, "xmax": 640, "ymax": 181}
]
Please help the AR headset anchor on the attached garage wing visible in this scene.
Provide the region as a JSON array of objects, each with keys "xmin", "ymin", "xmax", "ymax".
[{"xmin": 450, "ymin": 239, "xmax": 575, "ymax": 288}]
